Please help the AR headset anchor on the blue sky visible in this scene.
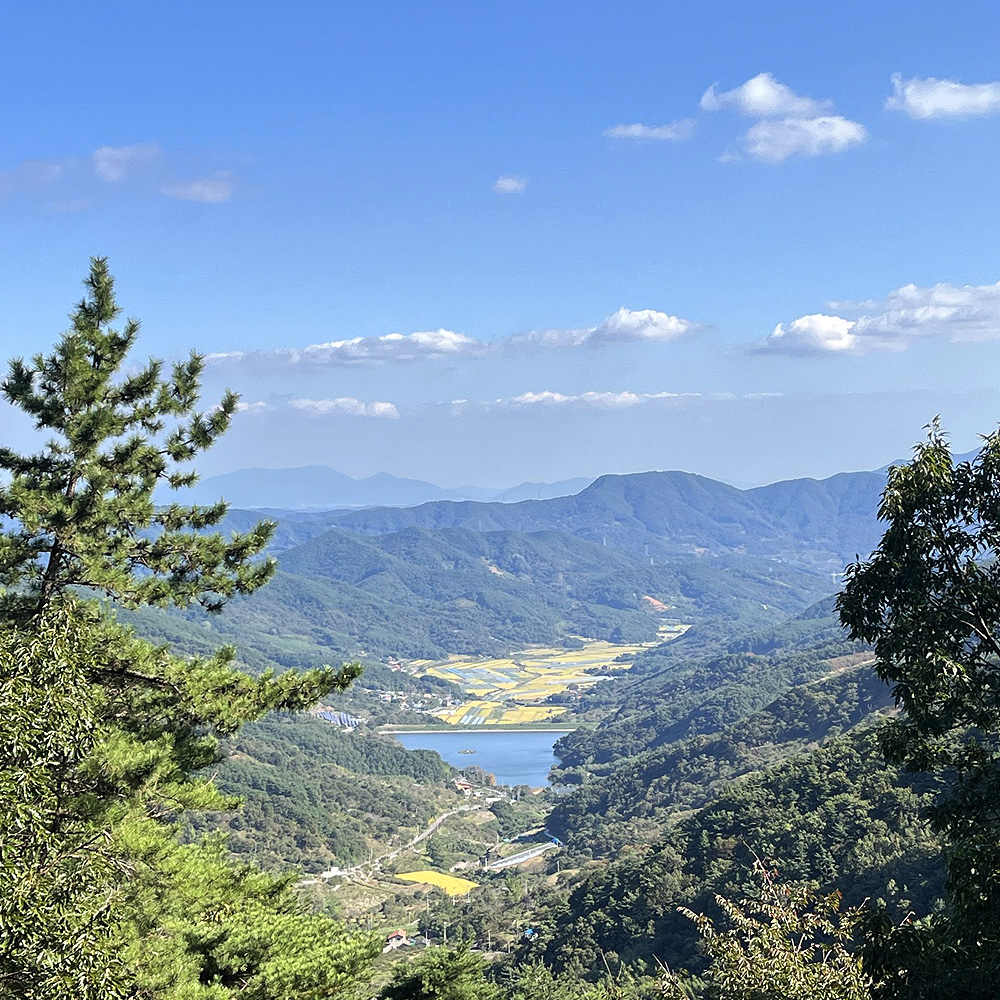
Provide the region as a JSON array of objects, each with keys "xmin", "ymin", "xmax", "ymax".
[{"xmin": 2, "ymin": 1, "xmax": 1000, "ymax": 487}]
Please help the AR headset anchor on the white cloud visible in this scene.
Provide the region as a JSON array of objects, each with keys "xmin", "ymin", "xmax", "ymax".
[
  {"xmin": 212, "ymin": 328, "xmax": 485, "ymax": 367},
  {"xmin": 742, "ymin": 115, "xmax": 867, "ymax": 162},
  {"xmin": 702, "ymin": 73, "xmax": 865, "ymax": 163},
  {"xmin": 757, "ymin": 277, "xmax": 1000, "ymax": 354},
  {"xmin": 440, "ymin": 389, "xmax": 783, "ymax": 415},
  {"xmin": 163, "ymin": 173, "xmax": 234, "ymax": 203},
  {"xmin": 701, "ymin": 73, "xmax": 830, "ymax": 118},
  {"xmin": 356, "ymin": 329, "xmax": 481, "ymax": 358},
  {"xmin": 92, "ymin": 143, "xmax": 161, "ymax": 182},
  {"xmin": 760, "ymin": 314, "xmax": 858, "ymax": 354},
  {"xmin": 595, "ymin": 307, "xmax": 694, "ymax": 342},
  {"xmin": 603, "ymin": 119, "xmax": 696, "ymax": 141},
  {"xmin": 222, "ymin": 389, "xmax": 779, "ymax": 426},
  {"xmin": 0, "ymin": 144, "xmax": 235, "ymax": 205},
  {"xmin": 886, "ymin": 73, "xmax": 1000, "ymax": 119},
  {"xmin": 289, "ymin": 397, "xmax": 401, "ymax": 419},
  {"xmin": 511, "ymin": 307, "xmax": 698, "ymax": 349},
  {"xmin": 509, "ymin": 390, "xmax": 643, "ymax": 408},
  {"xmin": 493, "ymin": 175, "xmax": 527, "ymax": 194},
  {"xmin": 209, "ymin": 307, "xmax": 700, "ymax": 370},
  {"xmin": 494, "ymin": 390, "xmax": 707, "ymax": 411}
]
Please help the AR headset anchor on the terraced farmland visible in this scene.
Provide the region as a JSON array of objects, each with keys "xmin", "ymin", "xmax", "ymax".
[{"xmin": 414, "ymin": 627, "xmax": 687, "ymax": 726}]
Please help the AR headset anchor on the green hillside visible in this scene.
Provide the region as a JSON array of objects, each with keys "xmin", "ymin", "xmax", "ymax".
[
  {"xmin": 188, "ymin": 714, "xmax": 460, "ymax": 873},
  {"xmin": 551, "ymin": 597, "xmax": 861, "ymax": 767},
  {"xmin": 547, "ymin": 661, "xmax": 893, "ymax": 855},
  {"xmin": 333, "ymin": 468, "xmax": 888, "ymax": 570},
  {"xmin": 124, "ymin": 524, "xmax": 830, "ymax": 666},
  {"xmin": 535, "ymin": 727, "xmax": 945, "ymax": 980}
]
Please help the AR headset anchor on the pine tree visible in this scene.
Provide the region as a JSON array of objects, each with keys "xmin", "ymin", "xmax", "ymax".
[
  {"xmin": 0, "ymin": 256, "xmax": 274, "ymax": 618},
  {"xmin": 0, "ymin": 259, "xmax": 373, "ymax": 996}
]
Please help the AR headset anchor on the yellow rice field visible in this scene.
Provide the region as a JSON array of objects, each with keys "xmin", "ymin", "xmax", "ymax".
[
  {"xmin": 415, "ymin": 624, "xmax": 687, "ymax": 726},
  {"xmin": 396, "ymin": 870, "xmax": 479, "ymax": 895}
]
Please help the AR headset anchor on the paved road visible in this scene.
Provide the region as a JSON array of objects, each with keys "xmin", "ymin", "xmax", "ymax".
[{"xmin": 486, "ymin": 841, "xmax": 559, "ymax": 871}]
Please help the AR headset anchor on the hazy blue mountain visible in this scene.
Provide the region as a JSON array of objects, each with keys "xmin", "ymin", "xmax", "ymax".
[
  {"xmin": 334, "ymin": 468, "xmax": 888, "ymax": 571},
  {"xmin": 171, "ymin": 465, "xmax": 592, "ymax": 510},
  {"xmin": 482, "ymin": 478, "xmax": 593, "ymax": 502}
]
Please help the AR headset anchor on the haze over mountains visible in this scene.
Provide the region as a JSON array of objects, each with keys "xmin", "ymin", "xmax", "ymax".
[
  {"xmin": 176, "ymin": 465, "xmax": 593, "ymax": 510},
  {"xmin": 333, "ymin": 468, "xmax": 888, "ymax": 572}
]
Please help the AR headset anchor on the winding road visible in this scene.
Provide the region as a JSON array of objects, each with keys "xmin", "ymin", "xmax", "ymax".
[{"xmin": 305, "ymin": 799, "xmax": 499, "ymax": 883}]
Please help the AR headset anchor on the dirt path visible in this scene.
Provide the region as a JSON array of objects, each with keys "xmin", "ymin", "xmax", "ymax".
[{"xmin": 306, "ymin": 799, "xmax": 498, "ymax": 884}]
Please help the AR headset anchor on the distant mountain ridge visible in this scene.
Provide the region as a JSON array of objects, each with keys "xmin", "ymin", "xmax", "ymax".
[
  {"xmin": 172, "ymin": 465, "xmax": 592, "ymax": 510},
  {"xmin": 134, "ymin": 455, "xmax": 933, "ymax": 665},
  {"xmin": 333, "ymin": 467, "xmax": 889, "ymax": 572}
]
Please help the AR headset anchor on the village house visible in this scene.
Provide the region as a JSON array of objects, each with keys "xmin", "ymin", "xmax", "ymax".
[{"xmin": 382, "ymin": 929, "xmax": 410, "ymax": 953}]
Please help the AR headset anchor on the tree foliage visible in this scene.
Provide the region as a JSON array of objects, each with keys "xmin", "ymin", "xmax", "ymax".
[
  {"xmin": 379, "ymin": 946, "xmax": 499, "ymax": 1000},
  {"xmin": 668, "ymin": 863, "xmax": 872, "ymax": 1000},
  {"xmin": 838, "ymin": 421, "xmax": 1000, "ymax": 995},
  {"xmin": 0, "ymin": 256, "xmax": 274, "ymax": 617},
  {"xmin": 0, "ymin": 259, "xmax": 371, "ymax": 996},
  {"xmin": 0, "ymin": 611, "xmax": 130, "ymax": 998}
]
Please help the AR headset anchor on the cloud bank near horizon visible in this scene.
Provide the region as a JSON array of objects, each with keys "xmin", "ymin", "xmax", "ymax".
[
  {"xmin": 207, "ymin": 306, "xmax": 701, "ymax": 370},
  {"xmin": 207, "ymin": 386, "xmax": 997, "ymax": 491},
  {"xmin": 757, "ymin": 277, "xmax": 1000, "ymax": 354}
]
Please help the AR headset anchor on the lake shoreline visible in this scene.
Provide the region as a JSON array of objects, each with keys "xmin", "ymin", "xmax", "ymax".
[
  {"xmin": 382, "ymin": 726, "xmax": 578, "ymax": 734},
  {"xmin": 392, "ymin": 729, "xmax": 568, "ymax": 786}
]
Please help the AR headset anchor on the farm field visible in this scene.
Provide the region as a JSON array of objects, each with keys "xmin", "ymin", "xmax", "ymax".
[
  {"xmin": 396, "ymin": 870, "xmax": 479, "ymax": 895},
  {"xmin": 413, "ymin": 625, "xmax": 688, "ymax": 726}
]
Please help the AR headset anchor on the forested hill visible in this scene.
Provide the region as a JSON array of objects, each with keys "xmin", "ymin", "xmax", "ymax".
[
  {"xmin": 536, "ymin": 726, "xmax": 944, "ymax": 980},
  {"xmin": 134, "ymin": 463, "xmax": 891, "ymax": 666},
  {"xmin": 544, "ymin": 598, "xmax": 881, "ymax": 851},
  {"xmin": 127, "ymin": 525, "xmax": 829, "ymax": 664},
  {"xmin": 331, "ymin": 467, "xmax": 887, "ymax": 571}
]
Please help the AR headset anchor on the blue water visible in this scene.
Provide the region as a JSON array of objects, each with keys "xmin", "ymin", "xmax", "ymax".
[{"xmin": 394, "ymin": 729, "xmax": 567, "ymax": 787}]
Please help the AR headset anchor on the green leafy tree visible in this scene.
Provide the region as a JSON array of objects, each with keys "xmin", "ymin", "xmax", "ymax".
[
  {"xmin": 0, "ymin": 611, "xmax": 130, "ymax": 998},
  {"xmin": 666, "ymin": 862, "xmax": 872, "ymax": 1000},
  {"xmin": 379, "ymin": 946, "xmax": 499, "ymax": 1000},
  {"xmin": 838, "ymin": 422, "xmax": 1000, "ymax": 995},
  {"xmin": 0, "ymin": 259, "xmax": 371, "ymax": 996}
]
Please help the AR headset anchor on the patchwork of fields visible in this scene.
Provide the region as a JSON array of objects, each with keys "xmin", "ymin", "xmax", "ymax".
[{"xmin": 413, "ymin": 626, "xmax": 687, "ymax": 726}]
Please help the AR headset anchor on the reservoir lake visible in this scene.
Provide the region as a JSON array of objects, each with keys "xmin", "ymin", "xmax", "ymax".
[{"xmin": 393, "ymin": 729, "xmax": 567, "ymax": 787}]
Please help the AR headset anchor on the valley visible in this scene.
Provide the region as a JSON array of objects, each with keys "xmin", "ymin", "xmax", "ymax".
[
  {"xmin": 171, "ymin": 464, "xmax": 920, "ymax": 981},
  {"xmin": 409, "ymin": 626, "xmax": 688, "ymax": 726},
  {"xmin": 53, "ymin": 435, "xmax": 982, "ymax": 994}
]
